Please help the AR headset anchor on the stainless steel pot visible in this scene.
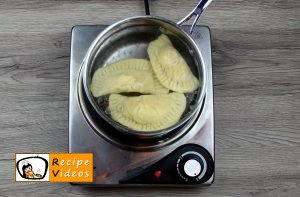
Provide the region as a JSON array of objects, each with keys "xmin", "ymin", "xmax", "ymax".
[{"xmin": 78, "ymin": 0, "xmax": 213, "ymax": 150}]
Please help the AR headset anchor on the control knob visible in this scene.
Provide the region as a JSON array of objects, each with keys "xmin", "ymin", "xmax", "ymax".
[{"xmin": 176, "ymin": 151, "xmax": 207, "ymax": 182}]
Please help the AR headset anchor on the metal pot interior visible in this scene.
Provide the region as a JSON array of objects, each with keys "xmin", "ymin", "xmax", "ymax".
[{"xmin": 82, "ymin": 16, "xmax": 206, "ymax": 140}]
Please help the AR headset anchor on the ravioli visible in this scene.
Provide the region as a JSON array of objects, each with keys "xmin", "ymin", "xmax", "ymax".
[
  {"xmin": 91, "ymin": 59, "xmax": 169, "ymax": 97},
  {"xmin": 109, "ymin": 93, "xmax": 186, "ymax": 131},
  {"xmin": 148, "ymin": 34, "xmax": 199, "ymax": 93}
]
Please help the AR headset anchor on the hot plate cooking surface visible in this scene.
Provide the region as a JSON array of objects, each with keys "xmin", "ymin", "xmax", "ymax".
[{"xmin": 69, "ymin": 25, "xmax": 214, "ymax": 186}]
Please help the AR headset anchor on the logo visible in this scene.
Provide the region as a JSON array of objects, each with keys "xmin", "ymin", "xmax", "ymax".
[
  {"xmin": 15, "ymin": 153, "xmax": 93, "ymax": 182},
  {"xmin": 15, "ymin": 154, "xmax": 49, "ymax": 182}
]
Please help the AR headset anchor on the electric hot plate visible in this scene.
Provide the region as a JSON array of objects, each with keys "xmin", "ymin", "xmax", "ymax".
[{"xmin": 69, "ymin": 25, "xmax": 215, "ymax": 186}]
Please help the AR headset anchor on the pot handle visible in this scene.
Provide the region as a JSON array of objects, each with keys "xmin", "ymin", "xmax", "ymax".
[{"xmin": 177, "ymin": 0, "xmax": 213, "ymax": 35}]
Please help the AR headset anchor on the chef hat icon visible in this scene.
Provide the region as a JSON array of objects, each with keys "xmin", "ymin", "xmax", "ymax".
[{"xmin": 22, "ymin": 159, "xmax": 29, "ymax": 166}]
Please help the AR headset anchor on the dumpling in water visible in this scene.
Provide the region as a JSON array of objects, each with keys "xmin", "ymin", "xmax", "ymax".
[
  {"xmin": 109, "ymin": 93, "xmax": 186, "ymax": 131},
  {"xmin": 148, "ymin": 34, "xmax": 199, "ymax": 93},
  {"xmin": 91, "ymin": 59, "xmax": 169, "ymax": 97}
]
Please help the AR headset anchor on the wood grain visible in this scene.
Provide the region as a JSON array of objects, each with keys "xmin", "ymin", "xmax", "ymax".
[{"xmin": 0, "ymin": 0, "xmax": 299, "ymax": 196}]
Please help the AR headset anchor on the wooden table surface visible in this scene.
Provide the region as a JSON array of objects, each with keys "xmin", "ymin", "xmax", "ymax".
[{"xmin": 0, "ymin": 0, "xmax": 299, "ymax": 196}]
